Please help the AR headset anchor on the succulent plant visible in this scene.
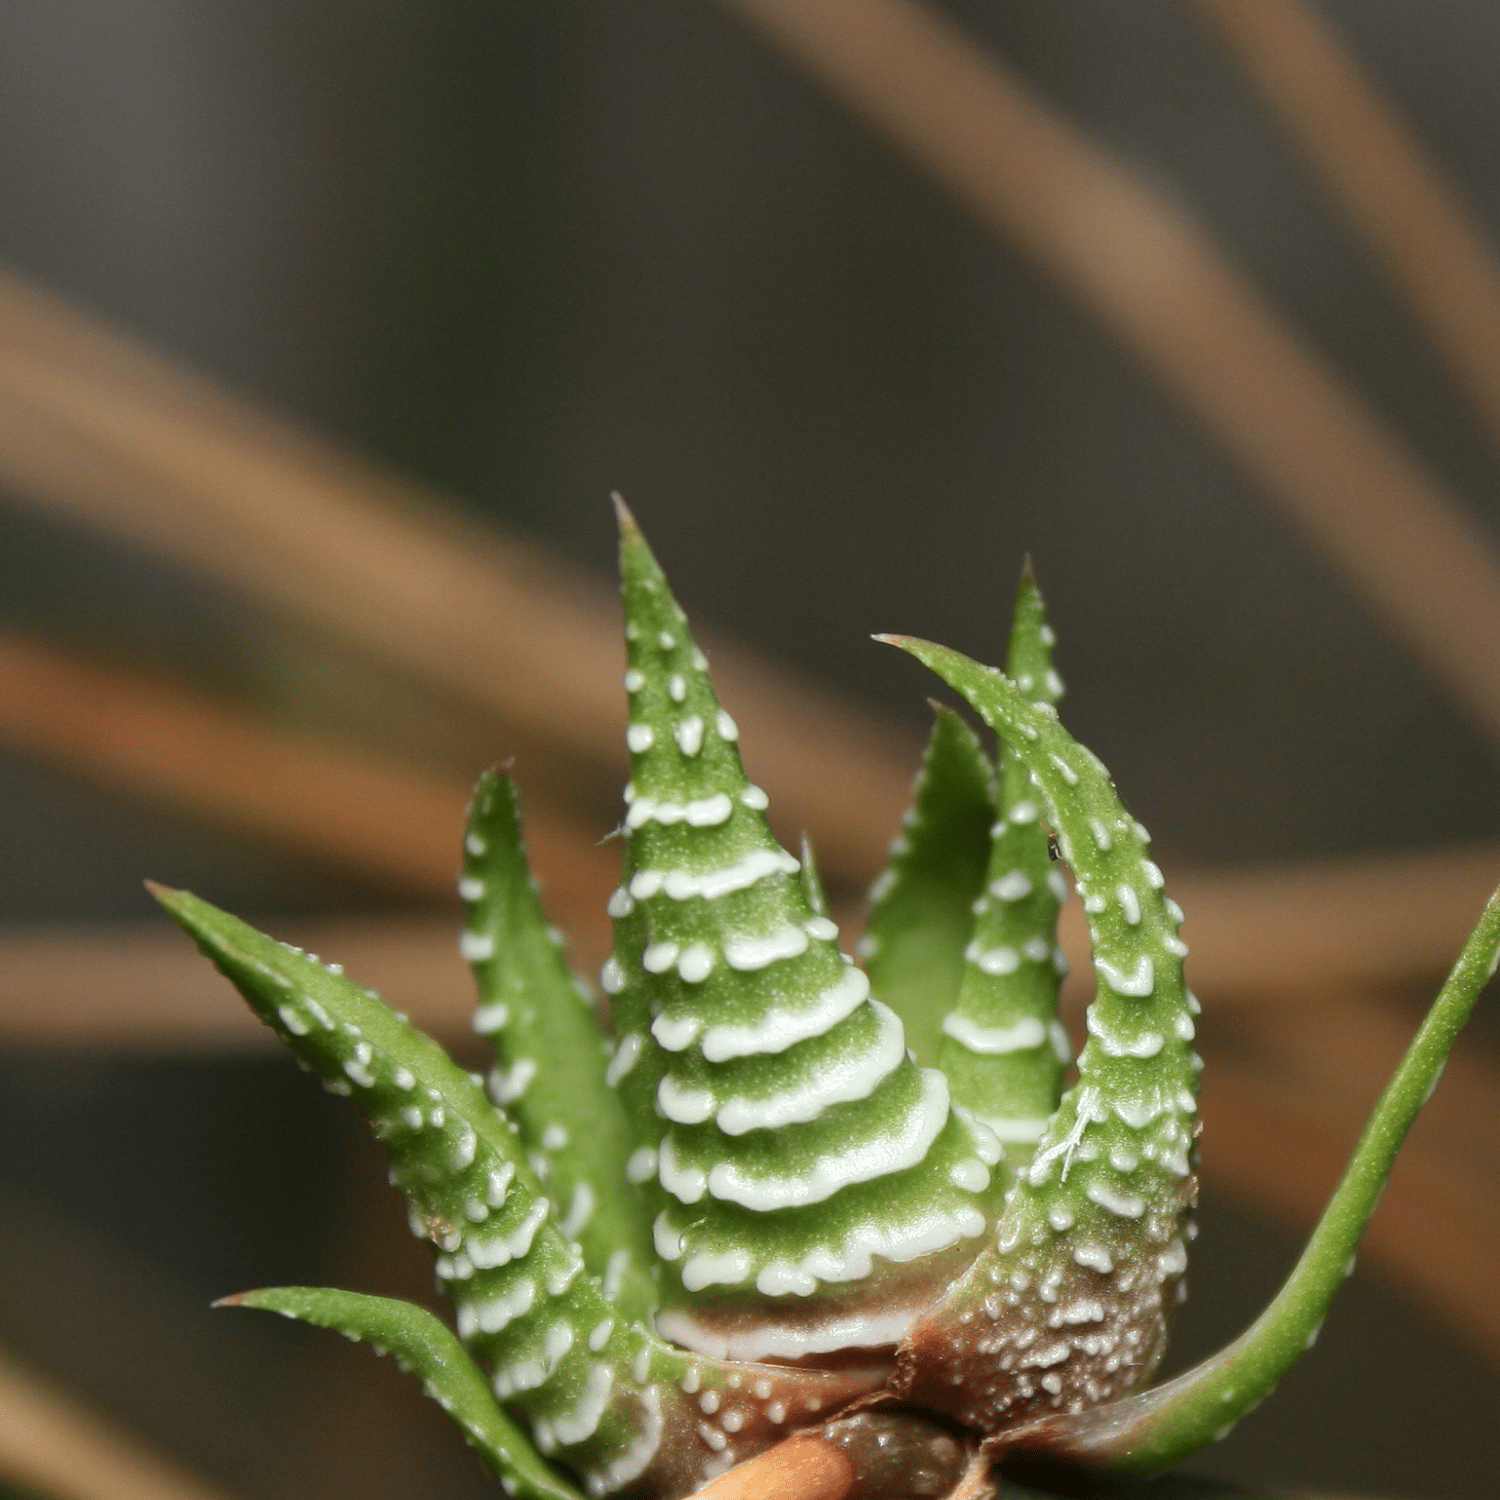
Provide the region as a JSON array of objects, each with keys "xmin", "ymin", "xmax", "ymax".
[{"xmin": 154, "ymin": 503, "xmax": 1500, "ymax": 1500}]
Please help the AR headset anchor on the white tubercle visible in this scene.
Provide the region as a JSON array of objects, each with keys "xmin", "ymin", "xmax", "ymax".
[
  {"xmin": 626, "ymin": 724, "xmax": 655, "ymax": 753},
  {"xmin": 586, "ymin": 1386, "xmax": 663, "ymax": 1496},
  {"xmin": 624, "ymin": 668, "xmax": 645, "ymax": 691},
  {"xmin": 472, "ymin": 1001, "xmax": 509, "ymax": 1034},
  {"xmin": 652, "ymin": 1010, "xmax": 704, "ymax": 1051},
  {"xmin": 1050, "ymin": 1019, "xmax": 1072, "ymax": 1063},
  {"xmin": 668, "ymin": 673, "xmax": 687, "ymax": 702},
  {"xmin": 490, "ymin": 1057, "xmax": 538, "ymax": 1103},
  {"xmin": 942, "ymin": 1013, "xmax": 1046, "ymax": 1054},
  {"xmin": 990, "ymin": 870, "xmax": 1033, "ymax": 901},
  {"xmin": 970, "ymin": 944, "xmax": 1020, "ymax": 975},
  {"xmin": 699, "ymin": 965, "xmax": 870, "ymax": 1061},
  {"xmin": 677, "ymin": 943, "xmax": 715, "ymax": 983},
  {"xmin": 740, "ymin": 783, "xmax": 767, "ymax": 808},
  {"xmin": 974, "ymin": 1113, "xmax": 1051, "ymax": 1143},
  {"xmin": 1095, "ymin": 955, "xmax": 1155, "ymax": 997},
  {"xmin": 715, "ymin": 1000, "xmax": 906, "ymax": 1134},
  {"xmin": 716, "ymin": 709, "xmax": 739, "ymax": 741},
  {"xmin": 606, "ymin": 1032, "xmax": 643, "ymax": 1086},
  {"xmin": 723, "ymin": 925, "xmax": 810, "ymax": 971},
  {"xmin": 638, "ymin": 847, "xmax": 798, "ymax": 902},
  {"xmin": 679, "ymin": 1247, "xmax": 753, "ymax": 1291},
  {"xmin": 466, "ymin": 1277, "xmax": 537, "ymax": 1334},
  {"xmin": 642, "ymin": 941, "xmax": 680, "ymax": 974},
  {"xmin": 657, "ymin": 1074, "xmax": 716, "ymax": 1124},
  {"xmin": 1086, "ymin": 1182, "xmax": 1146, "ymax": 1218},
  {"xmin": 675, "ymin": 715, "xmax": 705, "ymax": 755},
  {"xmin": 560, "ymin": 1182, "xmax": 596, "ymax": 1239},
  {"xmin": 550, "ymin": 1363, "xmax": 614, "ymax": 1447},
  {"xmin": 658, "ymin": 1304, "xmax": 921, "ymax": 1361},
  {"xmin": 657, "ymin": 1134, "xmax": 708, "ymax": 1204},
  {"xmin": 626, "ymin": 792, "xmax": 733, "ymax": 828},
  {"xmin": 626, "ymin": 1146, "xmax": 658, "ymax": 1184},
  {"xmin": 746, "ymin": 1200, "xmax": 987, "ymax": 1294},
  {"xmin": 705, "ymin": 1068, "xmax": 951, "ymax": 1209},
  {"xmin": 459, "ymin": 931, "xmax": 495, "ymax": 961}
]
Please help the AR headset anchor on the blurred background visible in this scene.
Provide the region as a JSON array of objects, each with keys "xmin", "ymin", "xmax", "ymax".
[{"xmin": 0, "ymin": 2, "xmax": 1498, "ymax": 1497}]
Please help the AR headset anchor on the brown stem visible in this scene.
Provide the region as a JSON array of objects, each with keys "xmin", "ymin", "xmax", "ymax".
[{"xmin": 689, "ymin": 1433, "xmax": 855, "ymax": 1500}]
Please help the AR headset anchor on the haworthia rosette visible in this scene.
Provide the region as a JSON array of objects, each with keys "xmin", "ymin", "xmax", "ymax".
[
  {"xmin": 153, "ymin": 886, "xmax": 883, "ymax": 1498},
  {"xmin": 603, "ymin": 504, "xmax": 1002, "ymax": 1363},
  {"xmin": 149, "ymin": 512, "xmax": 1497, "ymax": 1498},
  {"xmin": 460, "ymin": 770, "xmax": 657, "ymax": 1323},
  {"xmin": 880, "ymin": 638, "xmax": 1199, "ymax": 1434},
  {"xmin": 223, "ymin": 1286, "xmax": 585, "ymax": 1500},
  {"xmin": 938, "ymin": 565, "xmax": 1071, "ymax": 1169},
  {"xmin": 862, "ymin": 704, "xmax": 996, "ymax": 1067}
]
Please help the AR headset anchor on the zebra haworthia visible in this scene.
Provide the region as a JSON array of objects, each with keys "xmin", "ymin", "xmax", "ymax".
[
  {"xmin": 604, "ymin": 501, "xmax": 1002, "ymax": 1367},
  {"xmin": 153, "ymin": 510, "xmax": 1500, "ymax": 1499}
]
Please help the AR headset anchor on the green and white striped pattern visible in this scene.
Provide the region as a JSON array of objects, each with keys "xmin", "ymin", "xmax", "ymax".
[
  {"xmin": 151, "ymin": 517, "xmax": 1495, "ymax": 1496},
  {"xmin": 155, "ymin": 888, "xmax": 885, "ymax": 1499},
  {"xmin": 883, "ymin": 639, "xmax": 1199, "ymax": 1435},
  {"xmin": 603, "ymin": 506, "xmax": 1001, "ymax": 1362},
  {"xmin": 937, "ymin": 566, "xmax": 1071, "ymax": 1168},
  {"xmin": 460, "ymin": 770, "xmax": 658, "ymax": 1325}
]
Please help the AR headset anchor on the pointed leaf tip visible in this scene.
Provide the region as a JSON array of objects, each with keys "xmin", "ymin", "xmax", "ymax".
[{"xmin": 610, "ymin": 490, "xmax": 638, "ymax": 530}]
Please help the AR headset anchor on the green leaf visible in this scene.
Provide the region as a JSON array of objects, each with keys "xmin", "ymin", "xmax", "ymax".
[
  {"xmin": 154, "ymin": 883, "xmax": 886, "ymax": 1496},
  {"xmin": 224, "ymin": 1286, "xmax": 583, "ymax": 1500},
  {"xmin": 1001, "ymin": 881, "xmax": 1500, "ymax": 1472},
  {"xmin": 881, "ymin": 637, "xmax": 1198, "ymax": 1436},
  {"xmin": 863, "ymin": 703, "xmax": 996, "ymax": 1065},
  {"xmin": 604, "ymin": 507, "xmax": 1001, "ymax": 1336},
  {"xmin": 149, "ymin": 885, "xmax": 672, "ymax": 1487},
  {"xmin": 461, "ymin": 770, "xmax": 657, "ymax": 1322},
  {"xmin": 939, "ymin": 563, "xmax": 1071, "ymax": 1168}
]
